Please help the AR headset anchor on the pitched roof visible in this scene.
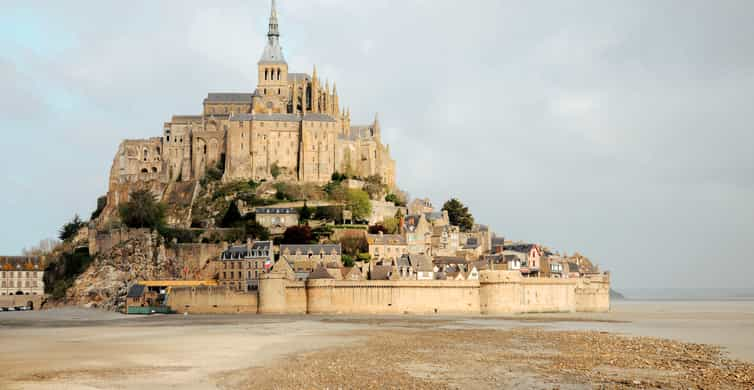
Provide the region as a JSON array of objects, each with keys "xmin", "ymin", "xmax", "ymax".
[
  {"xmin": 221, "ymin": 241, "xmax": 272, "ymax": 259},
  {"xmin": 370, "ymin": 265, "xmax": 393, "ymax": 280},
  {"xmin": 403, "ymin": 215, "xmax": 424, "ymax": 233},
  {"xmin": 303, "ymin": 113, "xmax": 337, "ymax": 122},
  {"xmin": 127, "ymin": 284, "xmax": 145, "ymax": 298},
  {"xmin": 256, "ymin": 207, "xmax": 297, "ymax": 214},
  {"xmin": 309, "ymin": 265, "xmax": 334, "ymax": 279},
  {"xmin": 281, "ymin": 244, "xmax": 342, "ymax": 256},
  {"xmin": 366, "ymin": 234, "xmax": 406, "ymax": 245},
  {"xmin": 407, "ymin": 254, "xmax": 433, "ymax": 272},
  {"xmin": 205, "ymin": 93, "xmax": 255, "ymax": 103},
  {"xmin": 0, "ymin": 256, "xmax": 43, "ymax": 271},
  {"xmin": 289, "ymin": 73, "xmax": 310, "ymax": 82},
  {"xmin": 433, "ymin": 256, "xmax": 467, "ymax": 266}
]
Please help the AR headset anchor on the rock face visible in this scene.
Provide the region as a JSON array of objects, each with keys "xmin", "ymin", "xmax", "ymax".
[{"xmin": 67, "ymin": 231, "xmax": 186, "ymax": 312}]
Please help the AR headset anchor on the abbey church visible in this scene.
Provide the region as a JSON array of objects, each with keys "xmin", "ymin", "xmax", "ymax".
[{"xmin": 108, "ymin": 0, "xmax": 396, "ymax": 201}]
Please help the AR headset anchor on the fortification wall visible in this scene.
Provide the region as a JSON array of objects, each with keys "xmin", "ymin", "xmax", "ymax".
[
  {"xmin": 0, "ymin": 295, "xmax": 44, "ymax": 310},
  {"xmin": 253, "ymin": 270, "xmax": 611, "ymax": 316},
  {"xmin": 305, "ymin": 280, "xmax": 480, "ymax": 315},
  {"xmin": 167, "ymin": 286, "xmax": 257, "ymax": 314},
  {"xmin": 575, "ymin": 274, "xmax": 611, "ymax": 312}
]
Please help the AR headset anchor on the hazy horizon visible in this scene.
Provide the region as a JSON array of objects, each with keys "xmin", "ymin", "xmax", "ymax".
[{"xmin": 1, "ymin": 0, "xmax": 752, "ymax": 290}]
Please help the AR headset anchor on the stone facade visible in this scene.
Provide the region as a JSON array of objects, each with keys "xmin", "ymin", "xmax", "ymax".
[
  {"xmin": 211, "ymin": 241, "xmax": 273, "ymax": 291},
  {"xmin": 103, "ymin": 0, "xmax": 396, "ymax": 217},
  {"xmin": 367, "ymin": 232, "xmax": 407, "ymax": 264},
  {"xmin": 255, "ymin": 269, "xmax": 610, "ymax": 316},
  {"xmin": 0, "ymin": 257, "xmax": 44, "ymax": 296}
]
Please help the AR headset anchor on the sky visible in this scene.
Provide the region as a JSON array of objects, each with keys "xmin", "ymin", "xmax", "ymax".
[{"xmin": 1, "ymin": 0, "xmax": 752, "ymax": 290}]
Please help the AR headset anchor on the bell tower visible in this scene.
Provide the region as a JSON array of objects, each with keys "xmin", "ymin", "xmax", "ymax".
[{"xmin": 256, "ymin": 0, "xmax": 289, "ymax": 113}]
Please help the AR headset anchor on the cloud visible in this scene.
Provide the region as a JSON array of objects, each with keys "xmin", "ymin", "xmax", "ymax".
[{"xmin": 0, "ymin": 0, "xmax": 752, "ymax": 289}]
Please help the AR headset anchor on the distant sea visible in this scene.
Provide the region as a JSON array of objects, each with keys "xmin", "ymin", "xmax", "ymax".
[{"xmin": 616, "ymin": 288, "xmax": 754, "ymax": 301}]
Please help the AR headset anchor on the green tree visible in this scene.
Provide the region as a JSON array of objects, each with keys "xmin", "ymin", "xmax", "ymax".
[
  {"xmin": 385, "ymin": 192, "xmax": 407, "ymax": 207},
  {"xmin": 59, "ymin": 215, "xmax": 85, "ymax": 242},
  {"xmin": 346, "ymin": 189, "xmax": 372, "ymax": 221},
  {"xmin": 441, "ymin": 198, "xmax": 475, "ymax": 232},
  {"xmin": 243, "ymin": 219, "xmax": 270, "ymax": 241},
  {"xmin": 118, "ymin": 190, "xmax": 166, "ymax": 229},
  {"xmin": 299, "ymin": 201, "xmax": 312, "ymax": 222},
  {"xmin": 364, "ymin": 174, "xmax": 385, "ymax": 200},
  {"xmin": 340, "ymin": 235, "xmax": 368, "ymax": 257},
  {"xmin": 220, "ymin": 201, "xmax": 244, "ymax": 228}
]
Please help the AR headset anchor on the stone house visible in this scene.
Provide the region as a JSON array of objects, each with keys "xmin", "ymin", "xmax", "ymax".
[
  {"xmin": 367, "ymin": 232, "xmax": 407, "ymax": 264},
  {"xmin": 403, "ymin": 214, "xmax": 432, "ymax": 255},
  {"xmin": 432, "ymin": 256, "xmax": 468, "ymax": 273},
  {"xmin": 430, "ymin": 225, "xmax": 459, "ymax": 257},
  {"xmin": 280, "ymin": 244, "xmax": 342, "ymax": 273},
  {"xmin": 402, "ymin": 254, "xmax": 434, "ymax": 281},
  {"xmin": 213, "ymin": 240, "xmax": 273, "ymax": 291},
  {"xmin": 0, "ymin": 257, "xmax": 44, "ymax": 296},
  {"xmin": 505, "ymin": 243, "xmax": 543, "ymax": 276},
  {"xmin": 255, "ymin": 207, "xmax": 299, "ymax": 233}
]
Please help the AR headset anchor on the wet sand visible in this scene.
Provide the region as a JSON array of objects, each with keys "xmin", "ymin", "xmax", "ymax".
[{"xmin": 0, "ymin": 301, "xmax": 752, "ymax": 389}]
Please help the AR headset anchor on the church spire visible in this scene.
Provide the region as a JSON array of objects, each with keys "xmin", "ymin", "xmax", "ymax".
[
  {"xmin": 259, "ymin": 0, "xmax": 285, "ymax": 64},
  {"xmin": 268, "ymin": 0, "xmax": 279, "ymax": 39}
]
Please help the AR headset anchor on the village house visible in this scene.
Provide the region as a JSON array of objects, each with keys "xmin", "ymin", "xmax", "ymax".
[
  {"xmin": 403, "ymin": 214, "xmax": 432, "ymax": 255},
  {"xmin": 280, "ymin": 244, "xmax": 342, "ymax": 273},
  {"xmin": 367, "ymin": 232, "xmax": 407, "ymax": 264},
  {"xmin": 254, "ymin": 207, "xmax": 299, "ymax": 233},
  {"xmin": 401, "ymin": 254, "xmax": 434, "ymax": 280},
  {"xmin": 505, "ymin": 242, "xmax": 543, "ymax": 276},
  {"xmin": 213, "ymin": 240, "xmax": 273, "ymax": 290},
  {"xmin": 432, "ymin": 256, "xmax": 468, "ymax": 273},
  {"xmin": 541, "ymin": 256, "xmax": 565, "ymax": 278},
  {"xmin": 430, "ymin": 225, "xmax": 460, "ymax": 257},
  {"xmin": 0, "ymin": 256, "xmax": 45, "ymax": 296}
]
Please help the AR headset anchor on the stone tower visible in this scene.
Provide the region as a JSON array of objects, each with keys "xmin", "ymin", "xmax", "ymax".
[{"xmin": 255, "ymin": 0, "xmax": 290, "ymax": 114}]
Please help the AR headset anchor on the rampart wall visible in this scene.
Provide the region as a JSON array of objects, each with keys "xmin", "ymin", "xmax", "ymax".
[
  {"xmin": 167, "ymin": 286, "xmax": 257, "ymax": 314},
  {"xmin": 183, "ymin": 271, "xmax": 610, "ymax": 315}
]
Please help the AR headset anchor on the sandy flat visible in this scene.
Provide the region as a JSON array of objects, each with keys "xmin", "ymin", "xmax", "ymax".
[{"xmin": 0, "ymin": 301, "xmax": 752, "ymax": 389}]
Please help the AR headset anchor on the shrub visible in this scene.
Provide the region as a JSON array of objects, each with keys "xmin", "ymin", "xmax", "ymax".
[
  {"xmin": 270, "ymin": 162, "xmax": 281, "ymax": 179},
  {"xmin": 118, "ymin": 190, "xmax": 166, "ymax": 229},
  {"xmin": 59, "ymin": 215, "xmax": 85, "ymax": 242},
  {"xmin": 340, "ymin": 235, "xmax": 368, "ymax": 257},
  {"xmin": 282, "ymin": 225, "xmax": 315, "ymax": 245}
]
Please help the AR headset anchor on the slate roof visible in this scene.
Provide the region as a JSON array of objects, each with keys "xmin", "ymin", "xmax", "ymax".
[
  {"xmin": 370, "ymin": 265, "xmax": 393, "ymax": 280},
  {"xmin": 256, "ymin": 207, "xmax": 297, "ymax": 215},
  {"xmin": 425, "ymin": 212, "xmax": 443, "ymax": 221},
  {"xmin": 281, "ymin": 244, "xmax": 342, "ymax": 256},
  {"xmin": 205, "ymin": 93, "xmax": 255, "ymax": 103},
  {"xmin": 308, "ymin": 265, "xmax": 334, "ymax": 280},
  {"xmin": 505, "ymin": 243, "xmax": 536, "ymax": 253},
  {"xmin": 289, "ymin": 73, "xmax": 310, "ymax": 82},
  {"xmin": 303, "ymin": 113, "xmax": 337, "ymax": 122},
  {"xmin": 0, "ymin": 256, "xmax": 43, "ymax": 270},
  {"xmin": 228, "ymin": 113, "xmax": 336, "ymax": 123},
  {"xmin": 366, "ymin": 234, "xmax": 406, "ymax": 246},
  {"xmin": 221, "ymin": 241, "xmax": 273, "ymax": 260},
  {"xmin": 127, "ymin": 284, "xmax": 145, "ymax": 298},
  {"xmin": 406, "ymin": 254, "xmax": 433, "ymax": 272},
  {"xmin": 432, "ymin": 256, "xmax": 467, "ymax": 266},
  {"xmin": 403, "ymin": 215, "xmax": 423, "ymax": 233}
]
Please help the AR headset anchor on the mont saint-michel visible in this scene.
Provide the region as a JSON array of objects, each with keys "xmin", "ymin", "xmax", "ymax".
[{"xmin": 3, "ymin": 1, "xmax": 753, "ymax": 390}]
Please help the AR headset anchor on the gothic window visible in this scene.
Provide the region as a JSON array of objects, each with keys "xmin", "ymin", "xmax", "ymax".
[{"xmin": 265, "ymin": 69, "xmax": 268, "ymax": 80}]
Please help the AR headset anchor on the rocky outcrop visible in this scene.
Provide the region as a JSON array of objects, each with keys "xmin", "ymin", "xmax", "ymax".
[{"xmin": 67, "ymin": 231, "xmax": 184, "ymax": 311}]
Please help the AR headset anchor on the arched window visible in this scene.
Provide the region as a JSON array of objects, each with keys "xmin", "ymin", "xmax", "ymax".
[
  {"xmin": 277, "ymin": 68, "xmax": 281, "ymax": 80},
  {"xmin": 264, "ymin": 68, "xmax": 268, "ymax": 80}
]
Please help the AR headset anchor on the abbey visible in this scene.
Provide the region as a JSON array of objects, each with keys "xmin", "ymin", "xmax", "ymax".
[{"xmin": 109, "ymin": 0, "xmax": 395, "ymax": 195}]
